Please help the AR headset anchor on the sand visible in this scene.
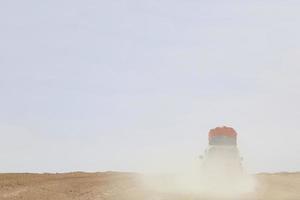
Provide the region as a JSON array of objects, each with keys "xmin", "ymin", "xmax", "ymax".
[{"xmin": 0, "ymin": 172, "xmax": 299, "ymax": 200}]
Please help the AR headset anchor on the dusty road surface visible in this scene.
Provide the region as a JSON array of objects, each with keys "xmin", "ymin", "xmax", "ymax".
[{"xmin": 0, "ymin": 172, "xmax": 299, "ymax": 200}]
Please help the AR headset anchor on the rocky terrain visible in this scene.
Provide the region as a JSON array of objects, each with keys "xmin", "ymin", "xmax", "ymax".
[{"xmin": 0, "ymin": 172, "xmax": 299, "ymax": 200}]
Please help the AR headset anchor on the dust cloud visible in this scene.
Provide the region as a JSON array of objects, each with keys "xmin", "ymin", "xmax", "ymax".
[{"xmin": 140, "ymin": 155, "xmax": 256, "ymax": 199}]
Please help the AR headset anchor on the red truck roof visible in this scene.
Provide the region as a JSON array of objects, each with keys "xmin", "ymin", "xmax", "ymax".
[{"xmin": 209, "ymin": 126, "xmax": 237, "ymax": 138}]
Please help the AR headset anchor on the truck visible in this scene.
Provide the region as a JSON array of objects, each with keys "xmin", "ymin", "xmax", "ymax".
[{"xmin": 201, "ymin": 126, "xmax": 243, "ymax": 177}]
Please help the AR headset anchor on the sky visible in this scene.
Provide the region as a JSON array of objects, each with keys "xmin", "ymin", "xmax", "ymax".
[{"xmin": 0, "ymin": 0, "xmax": 300, "ymax": 173}]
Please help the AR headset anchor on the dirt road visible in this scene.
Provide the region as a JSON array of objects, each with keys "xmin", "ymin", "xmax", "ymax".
[{"xmin": 0, "ymin": 172, "xmax": 299, "ymax": 200}]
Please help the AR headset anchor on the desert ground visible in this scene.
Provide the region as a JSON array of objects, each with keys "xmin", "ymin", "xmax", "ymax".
[{"xmin": 0, "ymin": 172, "xmax": 299, "ymax": 200}]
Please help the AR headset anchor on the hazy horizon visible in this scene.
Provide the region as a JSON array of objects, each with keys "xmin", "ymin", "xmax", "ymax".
[{"xmin": 1, "ymin": 0, "xmax": 300, "ymax": 173}]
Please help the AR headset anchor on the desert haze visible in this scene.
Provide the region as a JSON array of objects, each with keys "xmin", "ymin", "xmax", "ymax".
[{"xmin": 1, "ymin": 0, "xmax": 300, "ymax": 199}]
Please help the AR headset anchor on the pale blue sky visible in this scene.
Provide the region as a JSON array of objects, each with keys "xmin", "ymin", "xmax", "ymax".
[{"xmin": 0, "ymin": 0, "xmax": 300, "ymax": 173}]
